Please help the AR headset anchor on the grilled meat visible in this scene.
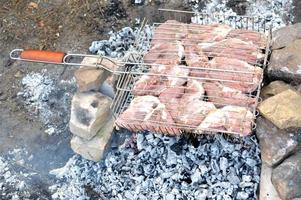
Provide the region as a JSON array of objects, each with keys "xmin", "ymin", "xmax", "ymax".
[
  {"xmin": 116, "ymin": 95, "xmax": 180, "ymax": 135},
  {"xmin": 198, "ymin": 105, "xmax": 253, "ymax": 136},
  {"xmin": 133, "ymin": 64, "xmax": 189, "ymax": 96},
  {"xmin": 144, "ymin": 41, "xmax": 185, "ymax": 65},
  {"xmin": 226, "ymin": 29, "xmax": 266, "ymax": 49},
  {"xmin": 203, "ymin": 81, "xmax": 256, "ymax": 107},
  {"xmin": 200, "ymin": 38, "xmax": 264, "ymax": 63},
  {"xmin": 205, "ymin": 57, "xmax": 263, "ymax": 93}
]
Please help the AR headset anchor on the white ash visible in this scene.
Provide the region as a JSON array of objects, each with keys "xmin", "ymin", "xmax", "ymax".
[
  {"xmin": 50, "ymin": 132, "xmax": 261, "ymax": 199},
  {"xmin": 0, "ymin": 149, "xmax": 41, "ymax": 199},
  {"xmin": 18, "ymin": 71, "xmax": 76, "ymax": 135},
  {"xmin": 191, "ymin": 0, "xmax": 293, "ymax": 31}
]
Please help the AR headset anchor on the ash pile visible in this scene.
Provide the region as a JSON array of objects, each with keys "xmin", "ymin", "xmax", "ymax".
[{"xmin": 51, "ymin": 132, "xmax": 260, "ymax": 200}]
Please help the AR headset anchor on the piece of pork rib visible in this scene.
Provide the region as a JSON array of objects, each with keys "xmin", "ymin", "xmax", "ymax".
[
  {"xmin": 198, "ymin": 105, "xmax": 253, "ymax": 136},
  {"xmin": 226, "ymin": 29, "xmax": 267, "ymax": 49},
  {"xmin": 200, "ymin": 38, "xmax": 264, "ymax": 63},
  {"xmin": 133, "ymin": 64, "xmax": 189, "ymax": 96},
  {"xmin": 204, "ymin": 57, "xmax": 263, "ymax": 93},
  {"xmin": 203, "ymin": 81, "xmax": 256, "ymax": 108},
  {"xmin": 151, "ymin": 20, "xmax": 188, "ymax": 45},
  {"xmin": 116, "ymin": 95, "xmax": 180, "ymax": 135},
  {"xmin": 144, "ymin": 41, "xmax": 185, "ymax": 65},
  {"xmin": 184, "ymin": 23, "xmax": 232, "ymax": 45}
]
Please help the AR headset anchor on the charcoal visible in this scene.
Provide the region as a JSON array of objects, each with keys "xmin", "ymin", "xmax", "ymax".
[
  {"xmin": 50, "ymin": 131, "xmax": 261, "ymax": 199},
  {"xmin": 219, "ymin": 157, "xmax": 228, "ymax": 176},
  {"xmin": 236, "ymin": 191, "xmax": 249, "ymax": 200}
]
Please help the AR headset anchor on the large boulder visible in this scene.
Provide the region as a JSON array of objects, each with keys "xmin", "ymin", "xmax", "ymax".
[
  {"xmin": 268, "ymin": 39, "xmax": 301, "ymax": 84},
  {"xmin": 256, "ymin": 117, "xmax": 299, "ymax": 166},
  {"xmin": 259, "ymin": 164, "xmax": 281, "ymax": 200},
  {"xmin": 69, "ymin": 92, "xmax": 112, "ymax": 140},
  {"xmin": 71, "ymin": 117, "xmax": 114, "ymax": 162},
  {"xmin": 260, "ymin": 81, "xmax": 296, "ymax": 100},
  {"xmin": 272, "ymin": 151, "xmax": 301, "ymax": 200},
  {"xmin": 258, "ymin": 89, "xmax": 301, "ymax": 130},
  {"xmin": 74, "ymin": 57, "xmax": 116, "ymax": 92},
  {"xmin": 271, "ymin": 23, "xmax": 301, "ymax": 50}
]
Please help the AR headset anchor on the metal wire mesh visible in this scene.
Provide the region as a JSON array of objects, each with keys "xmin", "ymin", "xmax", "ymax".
[{"xmin": 111, "ymin": 9, "xmax": 271, "ymax": 136}]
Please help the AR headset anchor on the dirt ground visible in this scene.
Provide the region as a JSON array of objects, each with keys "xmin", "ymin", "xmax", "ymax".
[{"xmin": 1, "ymin": 0, "xmax": 300, "ymax": 199}]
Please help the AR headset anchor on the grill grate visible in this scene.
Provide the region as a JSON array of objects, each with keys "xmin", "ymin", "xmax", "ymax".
[{"xmin": 111, "ymin": 9, "xmax": 271, "ymax": 136}]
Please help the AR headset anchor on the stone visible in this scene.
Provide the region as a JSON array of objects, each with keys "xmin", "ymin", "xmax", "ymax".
[
  {"xmin": 69, "ymin": 92, "xmax": 112, "ymax": 140},
  {"xmin": 259, "ymin": 163, "xmax": 281, "ymax": 200},
  {"xmin": 272, "ymin": 151, "xmax": 301, "ymax": 200},
  {"xmin": 258, "ymin": 89, "xmax": 301, "ymax": 130},
  {"xmin": 74, "ymin": 57, "xmax": 116, "ymax": 92},
  {"xmin": 271, "ymin": 23, "xmax": 301, "ymax": 50},
  {"xmin": 268, "ymin": 39, "xmax": 301, "ymax": 84},
  {"xmin": 71, "ymin": 117, "xmax": 114, "ymax": 162},
  {"xmin": 256, "ymin": 117, "xmax": 299, "ymax": 166},
  {"xmin": 260, "ymin": 81, "xmax": 296, "ymax": 100}
]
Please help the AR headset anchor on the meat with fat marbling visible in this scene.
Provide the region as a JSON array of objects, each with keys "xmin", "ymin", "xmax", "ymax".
[
  {"xmin": 133, "ymin": 64, "xmax": 189, "ymax": 96},
  {"xmin": 144, "ymin": 41, "xmax": 185, "ymax": 65},
  {"xmin": 226, "ymin": 29, "xmax": 266, "ymax": 49},
  {"xmin": 116, "ymin": 95, "xmax": 180, "ymax": 135},
  {"xmin": 184, "ymin": 24, "xmax": 232, "ymax": 45},
  {"xmin": 198, "ymin": 105, "xmax": 254, "ymax": 136},
  {"xmin": 200, "ymin": 38, "xmax": 264, "ymax": 63},
  {"xmin": 205, "ymin": 57, "xmax": 263, "ymax": 93},
  {"xmin": 203, "ymin": 81, "xmax": 256, "ymax": 107}
]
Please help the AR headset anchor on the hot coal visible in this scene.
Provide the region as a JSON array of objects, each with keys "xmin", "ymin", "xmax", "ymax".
[
  {"xmin": 89, "ymin": 27, "xmax": 136, "ymax": 58},
  {"xmin": 50, "ymin": 132, "xmax": 261, "ymax": 199}
]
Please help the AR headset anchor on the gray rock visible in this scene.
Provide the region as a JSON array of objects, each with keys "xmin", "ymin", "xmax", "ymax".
[
  {"xmin": 268, "ymin": 39, "xmax": 301, "ymax": 84},
  {"xmin": 272, "ymin": 150, "xmax": 301, "ymax": 200},
  {"xmin": 272, "ymin": 23, "xmax": 301, "ymax": 50},
  {"xmin": 256, "ymin": 117, "xmax": 299, "ymax": 166},
  {"xmin": 69, "ymin": 92, "xmax": 112, "ymax": 140},
  {"xmin": 70, "ymin": 117, "xmax": 114, "ymax": 162}
]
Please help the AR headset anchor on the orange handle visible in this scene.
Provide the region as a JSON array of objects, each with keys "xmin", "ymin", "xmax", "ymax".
[{"xmin": 20, "ymin": 50, "xmax": 66, "ymax": 63}]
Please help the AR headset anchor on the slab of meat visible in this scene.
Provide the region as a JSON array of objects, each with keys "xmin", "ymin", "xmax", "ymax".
[
  {"xmin": 133, "ymin": 65, "xmax": 189, "ymax": 96},
  {"xmin": 200, "ymin": 38, "xmax": 264, "ymax": 63},
  {"xmin": 176, "ymin": 99, "xmax": 216, "ymax": 127},
  {"xmin": 198, "ymin": 105, "xmax": 253, "ymax": 136},
  {"xmin": 205, "ymin": 57, "xmax": 263, "ymax": 93},
  {"xmin": 159, "ymin": 79, "xmax": 215, "ymax": 128},
  {"xmin": 203, "ymin": 81, "xmax": 256, "ymax": 107},
  {"xmin": 226, "ymin": 29, "xmax": 267, "ymax": 49},
  {"xmin": 184, "ymin": 23, "xmax": 232, "ymax": 45},
  {"xmin": 151, "ymin": 20, "xmax": 188, "ymax": 45},
  {"xmin": 144, "ymin": 41, "xmax": 185, "ymax": 65},
  {"xmin": 183, "ymin": 79, "xmax": 205, "ymax": 100},
  {"xmin": 116, "ymin": 96, "xmax": 180, "ymax": 135}
]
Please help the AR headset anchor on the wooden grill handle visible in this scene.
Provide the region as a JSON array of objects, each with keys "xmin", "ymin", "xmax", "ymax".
[{"xmin": 20, "ymin": 50, "xmax": 66, "ymax": 63}]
